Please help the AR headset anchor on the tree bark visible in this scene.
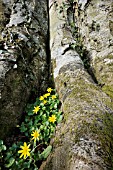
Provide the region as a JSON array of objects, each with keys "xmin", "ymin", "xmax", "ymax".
[{"xmin": 39, "ymin": 0, "xmax": 113, "ymax": 169}]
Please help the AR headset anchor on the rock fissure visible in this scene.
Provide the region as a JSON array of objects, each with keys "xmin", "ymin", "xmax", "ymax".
[{"xmin": 66, "ymin": 1, "xmax": 99, "ymax": 85}]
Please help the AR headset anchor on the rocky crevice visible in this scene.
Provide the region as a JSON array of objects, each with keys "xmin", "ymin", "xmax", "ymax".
[
  {"xmin": 65, "ymin": 1, "xmax": 99, "ymax": 85},
  {"xmin": 0, "ymin": 0, "xmax": 113, "ymax": 169}
]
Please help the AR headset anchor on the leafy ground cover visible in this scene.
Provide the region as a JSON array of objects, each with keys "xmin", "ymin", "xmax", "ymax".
[{"xmin": 0, "ymin": 88, "xmax": 62, "ymax": 169}]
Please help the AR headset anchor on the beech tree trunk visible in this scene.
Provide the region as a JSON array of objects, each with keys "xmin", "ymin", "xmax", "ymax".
[{"xmin": 39, "ymin": 0, "xmax": 113, "ymax": 169}]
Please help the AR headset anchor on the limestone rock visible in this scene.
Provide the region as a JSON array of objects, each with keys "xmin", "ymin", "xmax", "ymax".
[
  {"xmin": 0, "ymin": 0, "xmax": 49, "ymax": 139},
  {"xmin": 78, "ymin": 0, "xmax": 113, "ymax": 99},
  {"xmin": 39, "ymin": 0, "xmax": 113, "ymax": 169}
]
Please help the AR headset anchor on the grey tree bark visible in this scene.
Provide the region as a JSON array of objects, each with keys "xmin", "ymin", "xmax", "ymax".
[
  {"xmin": 0, "ymin": 0, "xmax": 49, "ymax": 139},
  {"xmin": 39, "ymin": 0, "xmax": 113, "ymax": 169}
]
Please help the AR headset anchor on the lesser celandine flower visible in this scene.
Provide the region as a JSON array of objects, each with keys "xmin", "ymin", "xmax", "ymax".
[
  {"xmin": 31, "ymin": 130, "xmax": 40, "ymax": 142},
  {"xmin": 33, "ymin": 106, "xmax": 40, "ymax": 114},
  {"xmin": 49, "ymin": 115, "xmax": 56, "ymax": 123},
  {"xmin": 43, "ymin": 100, "xmax": 47, "ymax": 104},
  {"xmin": 44, "ymin": 93, "xmax": 50, "ymax": 98},
  {"xmin": 18, "ymin": 142, "xmax": 31, "ymax": 159},
  {"xmin": 47, "ymin": 88, "xmax": 52, "ymax": 93},
  {"xmin": 52, "ymin": 95, "xmax": 56, "ymax": 100},
  {"xmin": 40, "ymin": 96, "xmax": 44, "ymax": 101}
]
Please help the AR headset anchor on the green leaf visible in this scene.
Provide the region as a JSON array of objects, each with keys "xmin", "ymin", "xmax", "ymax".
[
  {"xmin": 71, "ymin": 43, "xmax": 76, "ymax": 49},
  {"xmin": 50, "ymin": 126, "xmax": 55, "ymax": 133},
  {"xmin": 42, "ymin": 106, "xmax": 46, "ymax": 111},
  {"xmin": 25, "ymin": 132, "xmax": 29, "ymax": 137},
  {"xmin": 31, "ymin": 126, "xmax": 35, "ymax": 131},
  {"xmin": 57, "ymin": 115, "xmax": 63, "ymax": 123},
  {"xmin": 28, "ymin": 120, "xmax": 33, "ymax": 126},
  {"xmin": 20, "ymin": 123, "xmax": 27, "ymax": 132},
  {"xmin": 28, "ymin": 111, "xmax": 33, "ymax": 116},
  {"xmin": 25, "ymin": 104, "xmax": 33, "ymax": 112},
  {"xmin": 39, "ymin": 111, "xmax": 43, "ymax": 116},
  {"xmin": 45, "ymin": 121, "xmax": 49, "ymax": 126},
  {"xmin": 5, "ymin": 158, "xmax": 15, "ymax": 168},
  {"xmin": 11, "ymin": 143, "xmax": 17, "ymax": 150},
  {"xmin": 25, "ymin": 117, "xmax": 29, "ymax": 122},
  {"xmin": 54, "ymin": 103, "xmax": 57, "ymax": 109},
  {"xmin": 40, "ymin": 103, "xmax": 44, "ymax": 107},
  {"xmin": 23, "ymin": 162, "xmax": 30, "ymax": 168},
  {"xmin": 40, "ymin": 145, "xmax": 52, "ymax": 159},
  {"xmin": 5, "ymin": 152, "xmax": 12, "ymax": 160},
  {"xmin": 45, "ymin": 129, "xmax": 49, "ymax": 135},
  {"xmin": 1, "ymin": 145, "xmax": 6, "ymax": 151},
  {"xmin": 40, "ymin": 125, "xmax": 44, "ymax": 130},
  {"xmin": 0, "ymin": 140, "xmax": 3, "ymax": 145}
]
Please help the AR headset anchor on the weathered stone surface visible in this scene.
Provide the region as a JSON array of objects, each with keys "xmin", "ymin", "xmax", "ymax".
[
  {"xmin": 0, "ymin": 0, "xmax": 113, "ymax": 169},
  {"xmin": 78, "ymin": 0, "xmax": 113, "ymax": 99},
  {"xmin": 39, "ymin": 0, "xmax": 113, "ymax": 169},
  {"xmin": 0, "ymin": 0, "xmax": 49, "ymax": 139}
]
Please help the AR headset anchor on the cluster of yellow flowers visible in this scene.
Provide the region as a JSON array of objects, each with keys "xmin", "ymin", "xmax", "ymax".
[
  {"xmin": 18, "ymin": 88, "xmax": 57, "ymax": 159},
  {"xmin": 33, "ymin": 88, "xmax": 56, "ymax": 115},
  {"xmin": 18, "ymin": 130, "xmax": 40, "ymax": 159},
  {"xmin": 32, "ymin": 88, "xmax": 57, "ymax": 123}
]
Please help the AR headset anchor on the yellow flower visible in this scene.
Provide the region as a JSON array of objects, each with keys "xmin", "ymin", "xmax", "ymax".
[
  {"xmin": 49, "ymin": 115, "xmax": 56, "ymax": 123},
  {"xmin": 40, "ymin": 96, "xmax": 44, "ymax": 101},
  {"xmin": 47, "ymin": 88, "xmax": 52, "ymax": 93},
  {"xmin": 31, "ymin": 130, "xmax": 40, "ymax": 142},
  {"xmin": 52, "ymin": 95, "xmax": 56, "ymax": 100},
  {"xmin": 18, "ymin": 142, "xmax": 31, "ymax": 159},
  {"xmin": 43, "ymin": 100, "xmax": 47, "ymax": 104},
  {"xmin": 44, "ymin": 93, "xmax": 50, "ymax": 98},
  {"xmin": 33, "ymin": 106, "xmax": 40, "ymax": 114}
]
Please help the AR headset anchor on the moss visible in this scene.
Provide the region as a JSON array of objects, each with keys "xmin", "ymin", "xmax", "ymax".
[
  {"xmin": 102, "ymin": 85, "xmax": 113, "ymax": 99},
  {"xmin": 58, "ymin": 75, "xmax": 113, "ymax": 167},
  {"xmin": 94, "ymin": 112, "xmax": 113, "ymax": 167},
  {"xmin": 107, "ymin": 54, "xmax": 113, "ymax": 59},
  {"xmin": 109, "ymin": 20, "xmax": 113, "ymax": 36},
  {"xmin": 62, "ymin": 109, "xmax": 113, "ymax": 167},
  {"xmin": 52, "ymin": 59, "xmax": 56, "ymax": 69},
  {"xmin": 70, "ymin": 112, "xmax": 113, "ymax": 167},
  {"xmin": 88, "ymin": 11, "xmax": 98, "ymax": 18},
  {"xmin": 95, "ymin": 55, "xmax": 113, "ymax": 62}
]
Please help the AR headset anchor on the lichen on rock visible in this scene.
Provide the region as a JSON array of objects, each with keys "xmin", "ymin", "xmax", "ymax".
[
  {"xmin": 0, "ymin": 0, "xmax": 49, "ymax": 140},
  {"xmin": 39, "ymin": 0, "xmax": 113, "ymax": 169}
]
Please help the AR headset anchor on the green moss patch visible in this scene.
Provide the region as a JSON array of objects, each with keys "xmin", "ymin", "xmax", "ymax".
[{"xmin": 102, "ymin": 85, "xmax": 113, "ymax": 99}]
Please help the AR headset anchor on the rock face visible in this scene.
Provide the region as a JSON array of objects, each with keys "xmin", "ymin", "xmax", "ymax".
[
  {"xmin": 39, "ymin": 0, "xmax": 113, "ymax": 169},
  {"xmin": 0, "ymin": 0, "xmax": 113, "ymax": 169},
  {"xmin": 0, "ymin": 0, "xmax": 49, "ymax": 139},
  {"xmin": 78, "ymin": 0, "xmax": 113, "ymax": 100}
]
